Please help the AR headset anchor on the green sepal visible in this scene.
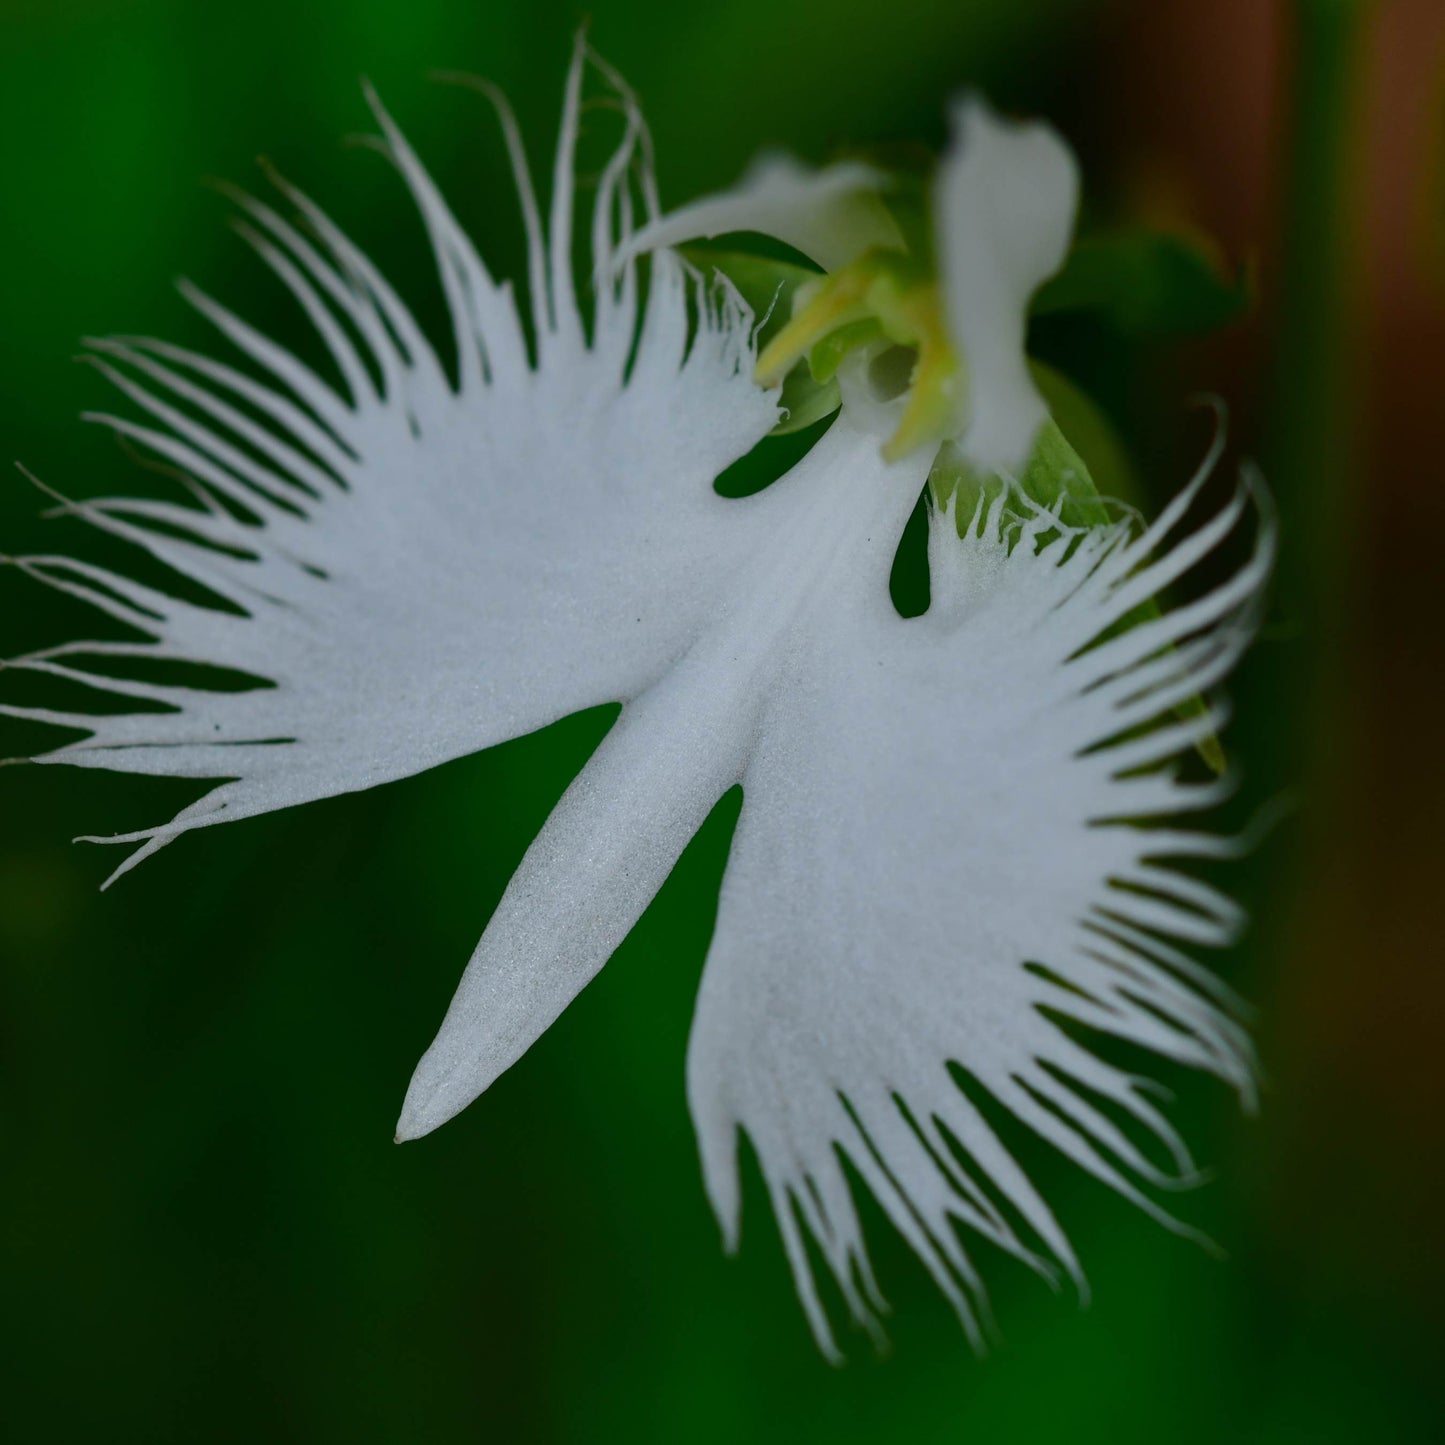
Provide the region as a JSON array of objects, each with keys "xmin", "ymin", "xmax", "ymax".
[
  {"xmin": 872, "ymin": 166, "xmax": 933, "ymax": 261},
  {"xmin": 1029, "ymin": 359, "xmax": 1141, "ymax": 508},
  {"xmin": 1033, "ymin": 228, "xmax": 1253, "ymax": 338},
  {"xmin": 808, "ymin": 318, "xmax": 884, "ymax": 383},
  {"xmin": 774, "ymin": 368, "xmax": 842, "ymax": 434}
]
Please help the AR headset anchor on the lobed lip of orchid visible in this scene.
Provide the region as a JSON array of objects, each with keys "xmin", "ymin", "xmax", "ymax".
[{"xmin": 2, "ymin": 42, "xmax": 1271, "ymax": 1359}]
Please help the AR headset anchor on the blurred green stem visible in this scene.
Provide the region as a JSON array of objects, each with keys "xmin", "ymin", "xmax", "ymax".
[{"xmin": 1266, "ymin": 0, "xmax": 1372, "ymax": 790}]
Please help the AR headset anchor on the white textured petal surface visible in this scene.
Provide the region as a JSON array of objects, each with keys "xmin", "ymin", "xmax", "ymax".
[
  {"xmin": 2, "ymin": 52, "xmax": 777, "ymax": 880},
  {"xmin": 397, "ymin": 418, "xmax": 934, "ymax": 1138},
  {"xmin": 622, "ymin": 153, "xmax": 904, "ymax": 272},
  {"xmin": 686, "ymin": 445, "xmax": 1273, "ymax": 1358},
  {"xmin": 936, "ymin": 97, "xmax": 1080, "ymax": 473}
]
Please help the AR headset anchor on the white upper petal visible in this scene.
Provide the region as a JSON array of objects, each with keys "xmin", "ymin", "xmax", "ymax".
[
  {"xmin": 936, "ymin": 97, "xmax": 1080, "ymax": 473},
  {"xmin": 686, "ymin": 446, "xmax": 1272, "ymax": 1357},
  {"xmin": 4, "ymin": 53, "xmax": 777, "ymax": 881},
  {"xmin": 622, "ymin": 153, "xmax": 904, "ymax": 272}
]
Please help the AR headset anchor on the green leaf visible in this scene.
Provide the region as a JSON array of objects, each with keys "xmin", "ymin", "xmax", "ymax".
[
  {"xmin": 1033, "ymin": 229, "xmax": 1253, "ymax": 338},
  {"xmin": 1029, "ymin": 359, "xmax": 1140, "ymax": 508},
  {"xmin": 808, "ymin": 317, "xmax": 883, "ymax": 383}
]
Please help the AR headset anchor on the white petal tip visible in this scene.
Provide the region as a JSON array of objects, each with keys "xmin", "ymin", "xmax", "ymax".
[
  {"xmin": 394, "ymin": 1076, "xmax": 452, "ymax": 1144},
  {"xmin": 391, "ymin": 1110, "xmax": 436, "ymax": 1144},
  {"xmin": 394, "ymin": 1057, "xmax": 461, "ymax": 1143},
  {"xmin": 395, "ymin": 1029, "xmax": 510, "ymax": 1142}
]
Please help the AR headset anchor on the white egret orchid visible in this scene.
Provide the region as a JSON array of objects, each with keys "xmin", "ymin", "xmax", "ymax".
[{"xmin": 4, "ymin": 45, "xmax": 1270, "ymax": 1358}]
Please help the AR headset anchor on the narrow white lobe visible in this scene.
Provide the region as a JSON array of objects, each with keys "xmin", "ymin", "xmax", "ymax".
[{"xmin": 396, "ymin": 420, "xmax": 930, "ymax": 1140}]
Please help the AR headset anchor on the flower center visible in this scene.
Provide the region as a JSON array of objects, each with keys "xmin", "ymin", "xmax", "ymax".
[{"xmin": 753, "ymin": 248, "xmax": 964, "ymax": 464}]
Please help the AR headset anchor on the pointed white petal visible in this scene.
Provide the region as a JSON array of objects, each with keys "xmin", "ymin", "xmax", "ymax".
[
  {"xmin": 936, "ymin": 97, "xmax": 1080, "ymax": 472},
  {"xmin": 399, "ymin": 418, "xmax": 933, "ymax": 1138},
  {"xmin": 686, "ymin": 456, "xmax": 1272, "ymax": 1355},
  {"xmin": 622, "ymin": 154, "xmax": 903, "ymax": 272},
  {"xmin": 6, "ymin": 60, "xmax": 777, "ymax": 876},
  {"xmin": 395, "ymin": 644, "xmax": 751, "ymax": 1141}
]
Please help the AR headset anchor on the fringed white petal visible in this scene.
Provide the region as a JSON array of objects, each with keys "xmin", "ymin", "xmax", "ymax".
[
  {"xmin": 3, "ymin": 51, "xmax": 778, "ymax": 882},
  {"xmin": 935, "ymin": 98, "xmax": 1080, "ymax": 473},
  {"xmin": 397, "ymin": 417, "xmax": 934, "ymax": 1138},
  {"xmin": 622, "ymin": 154, "xmax": 903, "ymax": 272},
  {"xmin": 685, "ymin": 440, "xmax": 1273, "ymax": 1358}
]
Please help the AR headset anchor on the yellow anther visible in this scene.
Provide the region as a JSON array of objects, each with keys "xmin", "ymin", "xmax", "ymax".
[
  {"xmin": 881, "ymin": 309, "xmax": 965, "ymax": 462},
  {"xmin": 754, "ymin": 264, "xmax": 873, "ymax": 388},
  {"xmin": 755, "ymin": 252, "xmax": 969, "ymax": 464}
]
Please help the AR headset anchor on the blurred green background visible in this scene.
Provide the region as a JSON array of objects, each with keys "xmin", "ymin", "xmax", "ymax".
[{"xmin": 2, "ymin": 0, "xmax": 1442, "ymax": 1440}]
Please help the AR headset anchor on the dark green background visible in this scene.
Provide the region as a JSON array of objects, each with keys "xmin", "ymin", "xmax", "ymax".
[{"xmin": 2, "ymin": 1, "xmax": 1440, "ymax": 1441}]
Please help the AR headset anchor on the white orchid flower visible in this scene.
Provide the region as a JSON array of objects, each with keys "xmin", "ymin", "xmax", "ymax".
[{"xmin": 4, "ymin": 44, "xmax": 1272, "ymax": 1359}]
